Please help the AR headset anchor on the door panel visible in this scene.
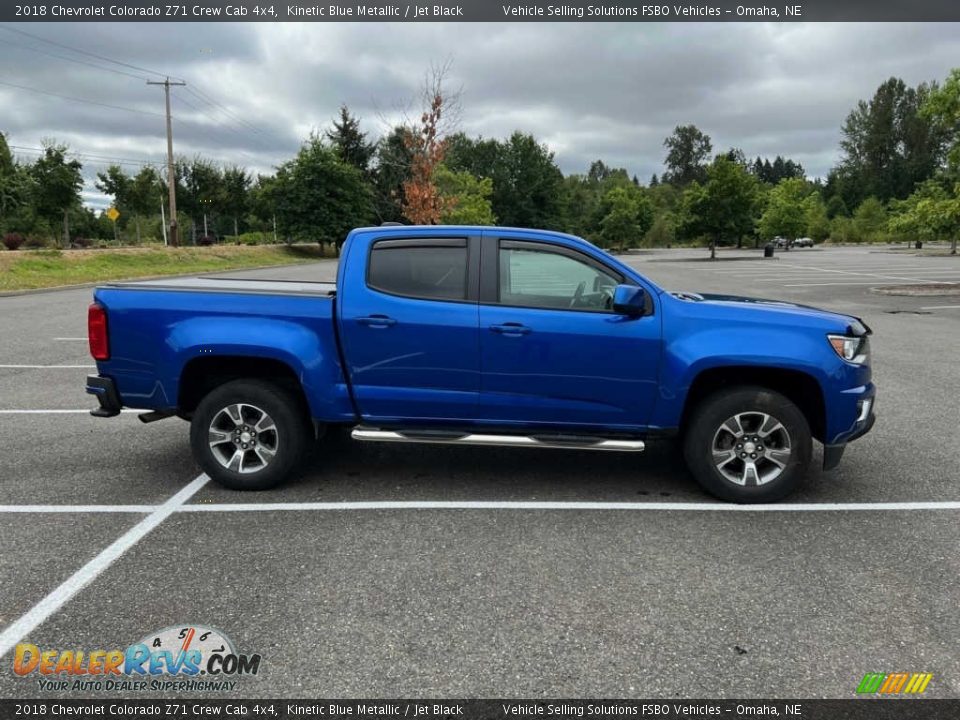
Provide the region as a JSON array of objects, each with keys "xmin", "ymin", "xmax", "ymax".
[
  {"xmin": 338, "ymin": 238, "xmax": 480, "ymax": 422},
  {"xmin": 478, "ymin": 239, "xmax": 660, "ymax": 429}
]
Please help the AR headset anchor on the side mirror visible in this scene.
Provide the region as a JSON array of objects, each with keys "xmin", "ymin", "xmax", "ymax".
[{"xmin": 612, "ymin": 284, "xmax": 647, "ymax": 316}]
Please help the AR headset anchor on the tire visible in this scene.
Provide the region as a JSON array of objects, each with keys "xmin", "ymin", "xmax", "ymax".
[
  {"xmin": 189, "ymin": 379, "xmax": 310, "ymax": 490},
  {"xmin": 683, "ymin": 386, "xmax": 811, "ymax": 503}
]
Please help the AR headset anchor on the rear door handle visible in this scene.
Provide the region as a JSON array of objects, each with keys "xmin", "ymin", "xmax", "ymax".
[
  {"xmin": 357, "ymin": 315, "xmax": 397, "ymax": 328},
  {"xmin": 489, "ymin": 323, "xmax": 531, "ymax": 336}
]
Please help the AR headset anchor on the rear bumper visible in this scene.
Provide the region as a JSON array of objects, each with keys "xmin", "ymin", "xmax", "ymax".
[{"xmin": 86, "ymin": 375, "xmax": 121, "ymax": 417}]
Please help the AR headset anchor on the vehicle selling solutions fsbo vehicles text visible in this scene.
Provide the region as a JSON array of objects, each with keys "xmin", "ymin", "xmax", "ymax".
[{"xmin": 502, "ymin": 6, "xmax": 757, "ymax": 18}]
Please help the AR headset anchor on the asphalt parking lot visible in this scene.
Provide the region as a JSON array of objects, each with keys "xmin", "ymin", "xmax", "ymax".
[{"xmin": 0, "ymin": 245, "xmax": 958, "ymax": 699}]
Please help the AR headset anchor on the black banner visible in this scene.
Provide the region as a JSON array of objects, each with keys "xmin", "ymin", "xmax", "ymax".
[
  {"xmin": 2, "ymin": 700, "xmax": 959, "ymax": 719},
  {"xmin": 3, "ymin": 0, "xmax": 960, "ymax": 23}
]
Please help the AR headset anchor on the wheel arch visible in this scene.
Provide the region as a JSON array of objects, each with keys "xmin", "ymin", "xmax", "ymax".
[
  {"xmin": 679, "ymin": 366, "xmax": 826, "ymax": 443},
  {"xmin": 178, "ymin": 355, "xmax": 310, "ymax": 420}
]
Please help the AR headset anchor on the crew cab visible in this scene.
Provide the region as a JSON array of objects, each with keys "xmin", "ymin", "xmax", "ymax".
[{"xmin": 86, "ymin": 225, "xmax": 876, "ymax": 502}]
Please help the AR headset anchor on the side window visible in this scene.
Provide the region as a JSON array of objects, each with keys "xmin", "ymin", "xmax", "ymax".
[
  {"xmin": 368, "ymin": 241, "xmax": 468, "ymax": 301},
  {"xmin": 498, "ymin": 244, "xmax": 619, "ymax": 311}
]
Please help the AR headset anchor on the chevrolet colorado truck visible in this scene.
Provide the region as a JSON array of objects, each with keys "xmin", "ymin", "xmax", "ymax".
[{"xmin": 86, "ymin": 225, "xmax": 876, "ymax": 502}]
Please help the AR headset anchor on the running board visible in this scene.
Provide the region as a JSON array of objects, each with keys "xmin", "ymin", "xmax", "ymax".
[{"xmin": 350, "ymin": 427, "xmax": 645, "ymax": 452}]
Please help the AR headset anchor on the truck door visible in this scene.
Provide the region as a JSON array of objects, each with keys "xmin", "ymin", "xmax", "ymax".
[
  {"xmin": 338, "ymin": 236, "xmax": 480, "ymax": 422},
  {"xmin": 477, "ymin": 236, "xmax": 660, "ymax": 430}
]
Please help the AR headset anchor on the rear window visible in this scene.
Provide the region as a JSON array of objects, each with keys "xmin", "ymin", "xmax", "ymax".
[{"xmin": 367, "ymin": 241, "xmax": 468, "ymax": 301}]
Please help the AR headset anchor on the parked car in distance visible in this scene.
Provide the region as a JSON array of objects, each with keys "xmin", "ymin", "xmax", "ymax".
[
  {"xmin": 794, "ymin": 237, "xmax": 815, "ymax": 248},
  {"xmin": 86, "ymin": 225, "xmax": 876, "ymax": 503}
]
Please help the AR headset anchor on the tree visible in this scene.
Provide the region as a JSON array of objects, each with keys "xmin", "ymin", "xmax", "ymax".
[
  {"xmin": 834, "ymin": 77, "xmax": 946, "ymax": 207},
  {"xmin": 678, "ymin": 156, "xmax": 759, "ymax": 258},
  {"xmin": 128, "ymin": 167, "xmax": 162, "ymax": 242},
  {"xmin": 29, "ymin": 143, "xmax": 83, "ymax": 247},
  {"xmin": 0, "ymin": 134, "xmax": 32, "ymax": 233},
  {"xmin": 751, "ymin": 155, "xmax": 805, "ymax": 184},
  {"xmin": 758, "ymin": 178, "xmax": 810, "ymax": 242},
  {"xmin": 373, "ymin": 126, "xmax": 414, "ymax": 223},
  {"xmin": 852, "ymin": 197, "xmax": 888, "ymax": 243},
  {"xmin": 400, "ymin": 63, "xmax": 461, "ymax": 225},
  {"xmin": 402, "ymin": 90, "xmax": 449, "ymax": 224},
  {"xmin": 97, "ymin": 165, "xmax": 161, "ymax": 243},
  {"xmin": 175, "ymin": 158, "xmax": 223, "ymax": 242},
  {"xmin": 273, "ymin": 133, "xmax": 374, "ymax": 250},
  {"xmin": 434, "ymin": 165, "xmax": 495, "ymax": 225},
  {"xmin": 326, "ymin": 105, "xmax": 375, "ymax": 174},
  {"xmin": 922, "ymin": 68, "xmax": 960, "ymax": 174},
  {"xmin": 663, "ymin": 125, "xmax": 712, "ymax": 186},
  {"xmin": 221, "ymin": 166, "xmax": 251, "ymax": 237},
  {"xmin": 826, "ymin": 194, "xmax": 849, "ymax": 219},
  {"xmin": 888, "ymin": 181, "xmax": 959, "ymax": 254},
  {"xmin": 598, "ymin": 184, "xmax": 654, "ymax": 251},
  {"xmin": 803, "ymin": 194, "xmax": 831, "ymax": 242},
  {"xmin": 446, "ymin": 131, "xmax": 565, "ymax": 229}
]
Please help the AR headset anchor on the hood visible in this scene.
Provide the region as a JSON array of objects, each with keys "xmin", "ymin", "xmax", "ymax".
[{"xmin": 670, "ymin": 291, "xmax": 870, "ymax": 335}]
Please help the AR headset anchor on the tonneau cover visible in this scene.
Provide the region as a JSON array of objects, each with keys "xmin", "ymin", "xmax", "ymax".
[{"xmin": 103, "ymin": 276, "xmax": 336, "ymax": 297}]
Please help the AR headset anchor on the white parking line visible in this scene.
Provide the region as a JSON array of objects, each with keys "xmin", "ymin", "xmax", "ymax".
[
  {"xmin": 784, "ymin": 281, "xmax": 950, "ymax": 287},
  {"xmin": 920, "ymin": 304, "xmax": 960, "ymax": 310},
  {"xmin": 0, "ymin": 505, "xmax": 155, "ymax": 513},
  {"xmin": 1, "ymin": 500, "xmax": 958, "ymax": 515},
  {"xmin": 0, "ymin": 474, "xmax": 209, "ymax": 660},
  {"xmin": 178, "ymin": 500, "xmax": 960, "ymax": 512},
  {"xmin": 53, "ymin": 338, "xmax": 87, "ymax": 341},
  {"xmin": 0, "ymin": 365, "xmax": 96, "ymax": 369}
]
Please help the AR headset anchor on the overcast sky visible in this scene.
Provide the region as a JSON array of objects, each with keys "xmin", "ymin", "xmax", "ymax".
[{"xmin": 1, "ymin": 22, "xmax": 958, "ymax": 209}]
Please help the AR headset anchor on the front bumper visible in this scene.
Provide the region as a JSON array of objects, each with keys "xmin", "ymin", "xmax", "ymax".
[
  {"xmin": 823, "ymin": 392, "xmax": 877, "ymax": 470},
  {"xmin": 86, "ymin": 375, "xmax": 121, "ymax": 417}
]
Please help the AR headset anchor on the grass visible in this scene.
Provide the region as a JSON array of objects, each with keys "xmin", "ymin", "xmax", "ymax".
[{"xmin": 0, "ymin": 244, "xmax": 332, "ymax": 291}]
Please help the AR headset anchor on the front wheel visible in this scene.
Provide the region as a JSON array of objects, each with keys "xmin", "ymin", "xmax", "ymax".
[
  {"xmin": 190, "ymin": 379, "xmax": 310, "ymax": 490},
  {"xmin": 683, "ymin": 386, "xmax": 811, "ymax": 503}
]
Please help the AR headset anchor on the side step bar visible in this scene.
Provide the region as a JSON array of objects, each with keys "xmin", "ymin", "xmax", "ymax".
[{"xmin": 351, "ymin": 427, "xmax": 644, "ymax": 452}]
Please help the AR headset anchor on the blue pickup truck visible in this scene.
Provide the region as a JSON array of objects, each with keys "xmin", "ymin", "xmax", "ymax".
[{"xmin": 86, "ymin": 225, "xmax": 875, "ymax": 502}]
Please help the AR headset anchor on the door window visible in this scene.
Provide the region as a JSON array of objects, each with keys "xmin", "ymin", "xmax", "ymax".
[
  {"xmin": 368, "ymin": 241, "xmax": 468, "ymax": 301},
  {"xmin": 498, "ymin": 245, "xmax": 619, "ymax": 311}
]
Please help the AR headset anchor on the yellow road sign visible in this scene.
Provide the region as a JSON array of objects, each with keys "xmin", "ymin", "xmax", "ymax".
[{"xmin": 106, "ymin": 207, "xmax": 120, "ymax": 222}]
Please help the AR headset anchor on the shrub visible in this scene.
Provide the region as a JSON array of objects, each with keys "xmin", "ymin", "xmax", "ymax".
[
  {"xmin": 23, "ymin": 235, "xmax": 50, "ymax": 249},
  {"xmin": 71, "ymin": 236, "xmax": 92, "ymax": 248},
  {"xmin": 228, "ymin": 232, "xmax": 276, "ymax": 246},
  {"xmin": 197, "ymin": 235, "xmax": 217, "ymax": 246},
  {"xmin": 2, "ymin": 233, "xmax": 25, "ymax": 251}
]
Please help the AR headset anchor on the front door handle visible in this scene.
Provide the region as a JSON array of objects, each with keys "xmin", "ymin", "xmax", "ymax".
[
  {"xmin": 357, "ymin": 315, "xmax": 397, "ymax": 328},
  {"xmin": 489, "ymin": 322, "xmax": 531, "ymax": 336}
]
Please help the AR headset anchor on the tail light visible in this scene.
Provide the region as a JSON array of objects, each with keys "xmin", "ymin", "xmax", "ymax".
[{"xmin": 88, "ymin": 303, "xmax": 109, "ymax": 360}]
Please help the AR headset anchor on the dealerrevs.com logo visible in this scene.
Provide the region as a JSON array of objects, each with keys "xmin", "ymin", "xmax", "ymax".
[{"xmin": 13, "ymin": 625, "xmax": 261, "ymax": 692}]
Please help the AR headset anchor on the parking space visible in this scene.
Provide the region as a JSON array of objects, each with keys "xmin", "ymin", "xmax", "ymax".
[{"xmin": 1, "ymin": 246, "xmax": 958, "ymax": 699}]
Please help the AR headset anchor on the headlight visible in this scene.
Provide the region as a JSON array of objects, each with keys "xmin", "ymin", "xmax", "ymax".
[{"xmin": 827, "ymin": 334, "xmax": 869, "ymax": 364}]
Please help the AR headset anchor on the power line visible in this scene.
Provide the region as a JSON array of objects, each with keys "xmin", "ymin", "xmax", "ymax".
[
  {"xmin": 0, "ymin": 79, "xmax": 166, "ymax": 118},
  {"xmin": 8, "ymin": 145, "xmax": 164, "ymax": 169},
  {"xmin": 0, "ymin": 25, "xmax": 274, "ymax": 155},
  {"xmin": 184, "ymin": 85, "xmax": 263, "ymax": 136},
  {"xmin": 170, "ymin": 91, "xmax": 277, "ymax": 167},
  {"xmin": 0, "ymin": 37, "xmax": 150, "ymax": 82},
  {"xmin": 0, "ymin": 25, "xmax": 180, "ymax": 82}
]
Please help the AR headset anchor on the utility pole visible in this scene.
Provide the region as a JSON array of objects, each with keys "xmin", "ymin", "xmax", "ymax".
[{"xmin": 147, "ymin": 77, "xmax": 186, "ymax": 246}]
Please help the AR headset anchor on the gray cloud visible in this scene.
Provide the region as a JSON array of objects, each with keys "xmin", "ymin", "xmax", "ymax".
[{"xmin": 1, "ymin": 21, "xmax": 957, "ymax": 208}]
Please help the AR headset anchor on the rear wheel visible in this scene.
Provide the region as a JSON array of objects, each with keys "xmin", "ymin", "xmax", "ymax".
[
  {"xmin": 683, "ymin": 386, "xmax": 811, "ymax": 503},
  {"xmin": 190, "ymin": 379, "xmax": 310, "ymax": 490}
]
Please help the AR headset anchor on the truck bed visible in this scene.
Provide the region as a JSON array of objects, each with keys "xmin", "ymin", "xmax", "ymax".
[{"xmin": 103, "ymin": 276, "xmax": 337, "ymax": 297}]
